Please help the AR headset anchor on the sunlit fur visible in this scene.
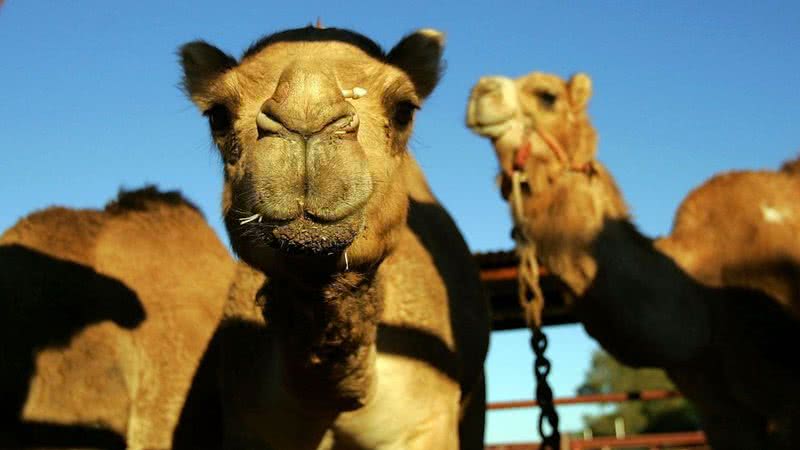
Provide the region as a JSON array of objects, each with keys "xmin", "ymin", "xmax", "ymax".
[
  {"xmin": 0, "ymin": 188, "xmax": 236, "ymax": 450},
  {"xmin": 468, "ymin": 70, "xmax": 800, "ymax": 449},
  {"xmin": 182, "ymin": 27, "xmax": 489, "ymax": 450}
]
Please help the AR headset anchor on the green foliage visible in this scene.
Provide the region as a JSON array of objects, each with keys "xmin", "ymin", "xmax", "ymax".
[{"xmin": 577, "ymin": 350, "xmax": 700, "ymax": 435}]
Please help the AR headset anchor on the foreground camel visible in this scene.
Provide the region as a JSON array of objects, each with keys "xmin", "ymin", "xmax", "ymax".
[
  {"xmin": 0, "ymin": 187, "xmax": 236, "ymax": 450},
  {"xmin": 466, "ymin": 72, "xmax": 800, "ymax": 449},
  {"xmin": 180, "ymin": 26, "xmax": 490, "ymax": 449}
]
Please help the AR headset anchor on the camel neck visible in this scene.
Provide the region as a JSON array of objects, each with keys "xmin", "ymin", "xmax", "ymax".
[
  {"xmin": 525, "ymin": 165, "xmax": 712, "ymax": 368},
  {"xmin": 263, "ymin": 269, "xmax": 383, "ymax": 413},
  {"xmin": 574, "ymin": 219, "xmax": 713, "ymax": 367}
]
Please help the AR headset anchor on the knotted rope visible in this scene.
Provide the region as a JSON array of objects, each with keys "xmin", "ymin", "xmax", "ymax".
[{"xmin": 510, "ymin": 157, "xmax": 561, "ymax": 450}]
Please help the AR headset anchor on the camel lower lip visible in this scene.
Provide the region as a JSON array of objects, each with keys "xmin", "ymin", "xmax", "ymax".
[
  {"xmin": 238, "ymin": 214, "xmax": 363, "ymax": 256},
  {"xmin": 468, "ymin": 119, "xmax": 512, "ymax": 137},
  {"xmin": 471, "ymin": 115, "xmax": 510, "ymax": 127}
]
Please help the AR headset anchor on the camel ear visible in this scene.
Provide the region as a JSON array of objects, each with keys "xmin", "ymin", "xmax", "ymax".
[
  {"xmin": 387, "ymin": 29, "xmax": 445, "ymax": 100},
  {"xmin": 568, "ymin": 73, "xmax": 592, "ymax": 110},
  {"xmin": 179, "ymin": 41, "xmax": 237, "ymax": 107}
]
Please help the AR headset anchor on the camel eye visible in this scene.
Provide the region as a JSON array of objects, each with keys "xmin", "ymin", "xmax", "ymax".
[
  {"xmin": 536, "ymin": 91, "xmax": 557, "ymax": 109},
  {"xmin": 204, "ymin": 104, "xmax": 232, "ymax": 134},
  {"xmin": 393, "ymin": 101, "xmax": 418, "ymax": 127}
]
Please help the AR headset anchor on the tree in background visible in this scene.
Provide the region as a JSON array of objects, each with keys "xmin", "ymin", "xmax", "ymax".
[{"xmin": 578, "ymin": 350, "xmax": 700, "ymax": 435}]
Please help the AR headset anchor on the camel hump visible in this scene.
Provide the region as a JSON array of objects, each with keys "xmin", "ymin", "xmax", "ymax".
[
  {"xmin": 780, "ymin": 155, "xmax": 800, "ymax": 174},
  {"xmin": 104, "ymin": 185, "xmax": 202, "ymax": 217}
]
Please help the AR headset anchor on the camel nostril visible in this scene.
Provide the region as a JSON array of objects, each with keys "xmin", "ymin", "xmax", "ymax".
[
  {"xmin": 256, "ymin": 111, "xmax": 285, "ymax": 135},
  {"xmin": 258, "ymin": 85, "xmax": 359, "ymax": 136},
  {"xmin": 329, "ymin": 113, "xmax": 360, "ymax": 135}
]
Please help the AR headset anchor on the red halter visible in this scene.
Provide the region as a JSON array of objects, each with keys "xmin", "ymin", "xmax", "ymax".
[{"xmin": 513, "ymin": 127, "xmax": 594, "ymax": 175}]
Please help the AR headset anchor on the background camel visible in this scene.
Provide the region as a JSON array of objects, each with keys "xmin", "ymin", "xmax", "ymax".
[
  {"xmin": 180, "ymin": 26, "xmax": 490, "ymax": 450},
  {"xmin": 0, "ymin": 187, "xmax": 236, "ymax": 450},
  {"xmin": 466, "ymin": 71, "xmax": 800, "ymax": 449}
]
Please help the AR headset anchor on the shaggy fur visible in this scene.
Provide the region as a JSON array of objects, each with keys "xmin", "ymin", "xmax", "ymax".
[
  {"xmin": 0, "ymin": 187, "xmax": 236, "ymax": 450},
  {"xmin": 467, "ymin": 71, "xmax": 800, "ymax": 449},
  {"xmin": 181, "ymin": 27, "xmax": 490, "ymax": 450}
]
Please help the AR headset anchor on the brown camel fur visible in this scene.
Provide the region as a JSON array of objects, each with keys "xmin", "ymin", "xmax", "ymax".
[
  {"xmin": 180, "ymin": 26, "xmax": 490, "ymax": 450},
  {"xmin": 0, "ymin": 187, "xmax": 236, "ymax": 450},
  {"xmin": 467, "ymin": 71, "xmax": 800, "ymax": 449}
]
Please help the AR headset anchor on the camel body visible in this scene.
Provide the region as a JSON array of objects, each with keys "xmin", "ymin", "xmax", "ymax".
[
  {"xmin": 467, "ymin": 71, "xmax": 800, "ymax": 448},
  {"xmin": 0, "ymin": 188, "xmax": 235, "ymax": 450}
]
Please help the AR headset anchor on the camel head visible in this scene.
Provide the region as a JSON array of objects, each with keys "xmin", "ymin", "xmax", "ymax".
[
  {"xmin": 466, "ymin": 72, "xmax": 628, "ymax": 290},
  {"xmin": 180, "ymin": 27, "xmax": 444, "ymax": 276},
  {"xmin": 466, "ymin": 71, "xmax": 598, "ymax": 198}
]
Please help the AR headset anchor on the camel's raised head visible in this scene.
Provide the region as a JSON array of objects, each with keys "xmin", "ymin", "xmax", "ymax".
[
  {"xmin": 466, "ymin": 72, "xmax": 597, "ymax": 198},
  {"xmin": 180, "ymin": 27, "xmax": 444, "ymax": 274},
  {"xmin": 467, "ymin": 71, "xmax": 628, "ymax": 262}
]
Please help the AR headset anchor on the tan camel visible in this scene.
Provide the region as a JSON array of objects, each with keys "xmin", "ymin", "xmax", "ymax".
[
  {"xmin": 466, "ymin": 72, "xmax": 800, "ymax": 449},
  {"xmin": 180, "ymin": 26, "xmax": 490, "ymax": 450},
  {"xmin": 0, "ymin": 187, "xmax": 236, "ymax": 450}
]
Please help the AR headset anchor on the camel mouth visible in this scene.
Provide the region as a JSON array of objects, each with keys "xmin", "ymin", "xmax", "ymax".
[
  {"xmin": 232, "ymin": 211, "xmax": 364, "ymax": 256},
  {"xmin": 466, "ymin": 102, "xmax": 517, "ymax": 138},
  {"xmin": 467, "ymin": 112, "xmax": 514, "ymax": 128},
  {"xmin": 468, "ymin": 120, "xmax": 514, "ymax": 138},
  {"xmin": 466, "ymin": 76, "xmax": 520, "ymax": 138}
]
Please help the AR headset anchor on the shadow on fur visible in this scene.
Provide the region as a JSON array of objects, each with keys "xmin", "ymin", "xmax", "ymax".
[{"xmin": 0, "ymin": 244, "xmax": 146, "ymax": 448}]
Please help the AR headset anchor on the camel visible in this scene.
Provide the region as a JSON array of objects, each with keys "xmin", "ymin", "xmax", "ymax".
[
  {"xmin": 179, "ymin": 26, "xmax": 490, "ymax": 450},
  {"xmin": 466, "ymin": 71, "xmax": 800, "ymax": 449},
  {"xmin": 0, "ymin": 187, "xmax": 236, "ymax": 450}
]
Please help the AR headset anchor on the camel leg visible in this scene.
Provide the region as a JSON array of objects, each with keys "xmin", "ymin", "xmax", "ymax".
[{"xmin": 458, "ymin": 371, "xmax": 486, "ymax": 450}]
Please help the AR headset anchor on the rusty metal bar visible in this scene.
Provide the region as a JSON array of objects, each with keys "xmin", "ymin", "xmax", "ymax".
[
  {"xmin": 569, "ymin": 431, "xmax": 707, "ymax": 449},
  {"xmin": 486, "ymin": 444, "xmax": 539, "ymax": 450},
  {"xmin": 486, "ymin": 431, "xmax": 707, "ymax": 450},
  {"xmin": 480, "ymin": 265, "xmax": 553, "ymax": 282},
  {"xmin": 480, "ymin": 266, "xmax": 519, "ymax": 282},
  {"xmin": 488, "ymin": 390, "xmax": 682, "ymax": 410}
]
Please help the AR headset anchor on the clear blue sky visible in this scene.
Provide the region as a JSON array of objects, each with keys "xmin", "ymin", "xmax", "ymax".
[{"xmin": 1, "ymin": 0, "xmax": 798, "ymax": 444}]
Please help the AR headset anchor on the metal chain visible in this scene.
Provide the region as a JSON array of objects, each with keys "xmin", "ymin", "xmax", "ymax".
[
  {"xmin": 510, "ymin": 170, "xmax": 561, "ymax": 450},
  {"xmin": 519, "ymin": 259, "xmax": 561, "ymax": 450},
  {"xmin": 531, "ymin": 326, "xmax": 560, "ymax": 450}
]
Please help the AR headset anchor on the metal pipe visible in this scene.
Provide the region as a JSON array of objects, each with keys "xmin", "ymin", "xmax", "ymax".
[{"xmin": 488, "ymin": 390, "xmax": 682, "ymax": 410}]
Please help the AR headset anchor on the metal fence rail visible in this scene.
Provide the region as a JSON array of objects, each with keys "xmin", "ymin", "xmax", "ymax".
[
  {"xmin": 487, "ymin": 431, "xmax": 707, "ymax": 450},
  {"xmin": 485, "ymin": 390, "xmax": 707, "ymax": 450},
  {"xmin": 488, "ymin": 389, "xmax": 683, "ymax": 410}
]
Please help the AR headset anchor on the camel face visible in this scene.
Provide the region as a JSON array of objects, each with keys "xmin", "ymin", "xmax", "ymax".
[
  {"xmin": 466, "ymin": 72, "xmax": 597, "ymax": 198},
  {"xmin": 467, "ymin": 71, "xmax": 628, "ymax": 293},
  {"xmin": 181, "ymin": 27, "xmax": 443, "ymax": 270}
]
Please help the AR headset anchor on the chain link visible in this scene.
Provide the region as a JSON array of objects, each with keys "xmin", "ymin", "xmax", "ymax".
[
  {"xmin": 531, "ymin": 327, "xmax": 560, "ymax": 450},
  {"xmin": 510, "ymin": 169, "xmax": 561, "ymax": 449},
  {"xmin": 519, "ymin": 266, "xmax": 561, "ymax": 449}
]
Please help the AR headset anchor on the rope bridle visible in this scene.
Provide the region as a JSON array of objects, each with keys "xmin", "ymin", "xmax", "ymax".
[
  {"xmin": 512, "ymin": 125, "xmax": 595, "ymax": 174},
  {"xmin": 509, "ymin": 125, "xmax": 594, "ymax": 450}
]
